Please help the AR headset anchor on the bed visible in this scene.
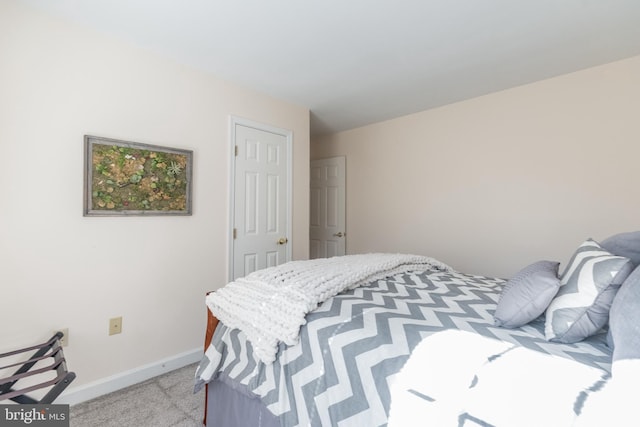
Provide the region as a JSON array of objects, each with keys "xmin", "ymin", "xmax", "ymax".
[{"xmin": 194, "ymin": 234, "xmax": 640, "ymax": 427}]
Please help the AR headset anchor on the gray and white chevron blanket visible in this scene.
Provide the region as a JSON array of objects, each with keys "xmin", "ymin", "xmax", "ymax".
[
  {"xmin": 195, "ymin": 262, "xmax": 615, "ymax": 426},
  {"xmin": 205, "ymin": 253, "xmax": 453, "ymax": 364}
]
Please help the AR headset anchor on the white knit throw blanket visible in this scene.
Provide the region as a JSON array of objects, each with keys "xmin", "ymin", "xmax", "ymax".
[{"xmin": 206, "ymin": 253, "xmax": 453, "ymax": 364}]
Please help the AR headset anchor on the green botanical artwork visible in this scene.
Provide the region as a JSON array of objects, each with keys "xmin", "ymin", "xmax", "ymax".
[{"xmin": 84, "ymin": 136, "xmax": 193, "ymax": 216}]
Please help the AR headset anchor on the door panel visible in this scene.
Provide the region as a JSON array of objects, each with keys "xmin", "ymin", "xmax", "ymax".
[{"xmin": 232, "ymin": 122, "xmax": 291, "ymax": 279}]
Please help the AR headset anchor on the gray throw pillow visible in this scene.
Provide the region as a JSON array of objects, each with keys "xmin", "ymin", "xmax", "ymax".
[
  {"xmin": 609, "ymin": 266, "xmax": 640, "ymax": 361},
  {"xmin": 494, "ymin": 261, "xmax": 560, "ymax": 328},
  {"xmin": 600, "ymin": 231, "xmax": 640, "ymax": 267},
  {"xmin": 545, "ymin": 239, "xmax": 634, "ymax": 343}
]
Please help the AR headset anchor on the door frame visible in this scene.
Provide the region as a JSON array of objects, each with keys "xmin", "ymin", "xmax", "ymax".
[{"xmin": 227, "ymin": 116, "xmax": 293, "ymax": 281}]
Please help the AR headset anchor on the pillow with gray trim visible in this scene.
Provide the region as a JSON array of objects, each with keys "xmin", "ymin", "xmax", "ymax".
[
  {"xmin": 609, "ymin": 266, "xmax": 640, "ymax": 361},
  {"xmin": 600, "ymin": 231, "xmax": 640, "ymax": 267},
  {"xmin": 494, "ymin": 260, "xmax": 560, "ymax": 328},
  {"xmin": 545, "ymin": 239, "xmax": 634, "ymax": 343}
]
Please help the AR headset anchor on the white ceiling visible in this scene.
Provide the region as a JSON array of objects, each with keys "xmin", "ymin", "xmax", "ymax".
[{"xmin": 19, "ymin": 0, "xmax": 640, "ymax": 136}]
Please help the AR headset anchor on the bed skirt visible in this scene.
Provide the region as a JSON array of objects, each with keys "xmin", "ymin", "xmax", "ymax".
[{"xmin": 205, "ymin": 375, "xmax": 279, "ymax": 427}]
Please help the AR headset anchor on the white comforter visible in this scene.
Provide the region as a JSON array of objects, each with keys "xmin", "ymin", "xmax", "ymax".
[{"xmin": 388, "ymin": 330, "xmax": 619, "ymax": 427}]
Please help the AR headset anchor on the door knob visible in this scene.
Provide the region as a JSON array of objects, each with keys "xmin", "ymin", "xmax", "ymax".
[
  {"xmin": 333, "ymin": 232, "xmax": 345, "ymax": 237},
  {"xmin": 277, "ymin": 237, "xmax": 288, "ymax": 245}
]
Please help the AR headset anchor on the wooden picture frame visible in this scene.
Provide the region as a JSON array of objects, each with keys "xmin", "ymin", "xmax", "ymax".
[{"xmin": 83, "ymin": 135, "xmax": 193, "ymax": 216}]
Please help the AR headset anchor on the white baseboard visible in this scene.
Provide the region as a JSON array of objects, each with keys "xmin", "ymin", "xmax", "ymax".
[{"xmin": 57, "ymin": 348, "xmax": 203, "ymax": 406}]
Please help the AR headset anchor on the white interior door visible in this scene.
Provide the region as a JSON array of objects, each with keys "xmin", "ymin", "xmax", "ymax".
[
  {"xmin": 310, "ymin": 156, "xmax": 346, "ymax": 259},
  {"xmin": 230, "ymin": 118, "xmax": 292, "ymax": 280}
]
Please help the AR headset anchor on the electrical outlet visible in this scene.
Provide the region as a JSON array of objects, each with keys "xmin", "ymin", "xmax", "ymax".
[
  {"xmin": 57, "ymin": 328, "xmax": 69, "ymax": 347},
  {"xmin": 109, "ymin": 317, "xmax": 123, "ymax": 336}
]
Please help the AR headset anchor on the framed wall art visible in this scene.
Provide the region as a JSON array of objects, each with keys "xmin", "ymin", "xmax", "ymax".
[{"xmin": 83, "ymin": 135, "xmax": 193, "ymax": 216}]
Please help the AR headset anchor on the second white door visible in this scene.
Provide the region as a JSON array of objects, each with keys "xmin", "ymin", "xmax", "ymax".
[{"xmin": 310, "ymin": 156, "xmax": 346, "ymax": 258}]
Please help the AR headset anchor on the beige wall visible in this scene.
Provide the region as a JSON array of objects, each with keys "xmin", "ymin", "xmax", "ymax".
[
  {"xmin": 0, "ymin": 2, "xmax": 309, "ymax": 390},
  {"xmin": 312, "ymin": 55, "xmax": 640, "ymax": 278}
]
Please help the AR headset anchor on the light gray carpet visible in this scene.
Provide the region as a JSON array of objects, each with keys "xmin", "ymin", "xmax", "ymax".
[{"xmin": 70, "ymin": 363, "xmax": 204, "ymax": 427}]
